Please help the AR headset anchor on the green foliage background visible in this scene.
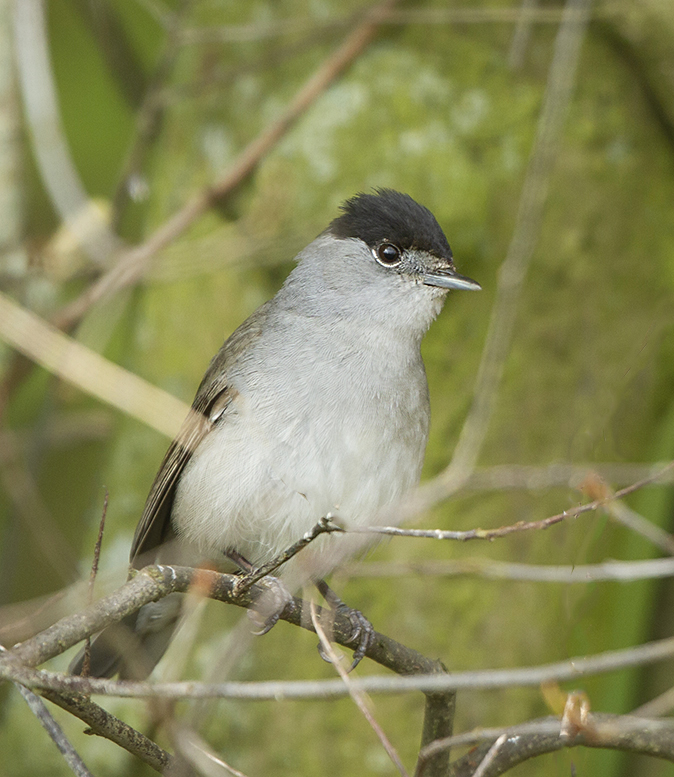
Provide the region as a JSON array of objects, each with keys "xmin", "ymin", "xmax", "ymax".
[{"xmin": 1, "ymin": 1, "xmax": 674, "ymax": 775}]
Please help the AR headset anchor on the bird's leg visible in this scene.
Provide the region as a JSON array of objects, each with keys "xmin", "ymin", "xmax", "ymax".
[
  {"xmin": 224, "ymin": 549, "xmax": 292, "ymax": 635},
  {"xmin": 315, "ymin": 579, "xmax": 375, "ymax": 670},
  {"xmin": 224, "ymin": 548, "xmax": 255, "ymax": 574}
]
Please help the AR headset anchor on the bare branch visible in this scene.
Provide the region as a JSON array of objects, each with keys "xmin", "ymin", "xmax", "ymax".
[
  {"xmin": 234, "ymin": 515, "xmax": 343, "ymax": 593},
  {"xmin": 15, "ymin": 683, "xmax": 94, "ymax": 777},
  {"xmin": 0, "ymin": 434, "xmax": 78, "ymax": 583},
  {"xmin": 417, "ymin": 689, "xmax": 455, "ymax": 777},
  {"xmin": 41, "ymin": 689, "xmax": 173, "ymax": 773},
  {"xmin": 4, "ymin": 566, "xmax": 674, "ymax": 701},
  {"xmin": 82, "ymin": 490, "xmax": 109, "ymax": 677},
  {"xmin": 13, "ymin": 0, "xmax": 121, "ymax": 264},
  {"xmin": 470, "ymin": 734, "xmax": 508, "ymax": 777},
  {"xmin": 170, "ymin": 724, "xmax": 251, "ymax": 777},
  {"xmin": 179, "ymin": 6, "xmax": 618, "ymax": 45},
  {"xmin": 0, "ymin": 289, "xmax": 190, "ymax": 437},
  {"xmin": 311, "ymin": 601, "xmax": 409, "ymax": 777},
  {"xmin": 354, "ymin": 461, "xmax": 674, "ymax": 543},
  {"xmin": 632, "ymin": 686, "xmax": 674, "ymax": 718},
  {"xmin": 457, "ymin": 462, "xmax": 674, "ymax": 493},
  {"xmin": 52, "ymin": 0, "xmax": 399, "ymax": 332},
  {"xmin": 442, "ymin": 714, "xmax": 674, "ymax": 776},
  {"xmin": 5, "ymin": 565, "xmax": 445, "ymax": 678},
  {"xmin": 350, "ymin": 556, "xmax": 674, "ymax": 584}
]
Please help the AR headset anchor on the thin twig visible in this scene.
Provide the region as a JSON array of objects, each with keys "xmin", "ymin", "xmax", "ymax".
[
  {"xmin": 111, "ymin": 1, "xmax": 190, "ymax": 223},
  {"xmin": 581, "ymin": 473, "xmax": 674, "ymax": 555},
  {"xmin": 15, "ymin": 683, "xmax": 94, "ymax": 777},
  {"xmin": 179, "ymin": 6, "xmax": 617, "ymax": 44},
  {"xmin": 446, "ymin": 714, "xmax": 674, "ymax": 776},
  {"xmin": 454, "ymin": 462, "xmax": 674, "ymax": 493},
  {"xmin": 606, "ymin": 501, "xmax": 674, "ymax": 556},
  {"xmin": 82, "ymin": 489, "xmax": 109, "ymax": 677},
  {"xmin": 7, "ymin": 628, "xmax": 674, "ymax": 700},
  {"xmin": 351, "ymin": 461, "xmax": 674, "ymax": 543},
  {"xmin": 508, "ymin": 0, "xmax": 539, "ymax": 69},
  {"xmin": 420, "ymin": 714, "xmax": 674, "ymax": 769},
  {"xmin": 349, "ymin": 556, "xmax": 674, "ymax": 584},
  {"xmin": 234, "ymin": 515, "xmax": 342, "ymax": 593},
  {"xmin": 311, "ymin": 601, "xmax": 409, "ymax": 777},
  {"xmin": 170, "ymin": 723, "xmax": 251, "ymax": 777},
  {"xmin": 1, "ymin": 645, "xmax": 95, "ymax": 776},
  {"xmin": 472, "ymin": 734, "xmax": 508, "ymax": 777},
  {"xmin": 632, "ymin": 685, "xmax": 674, "ymax": 718},
  {"xmin": 13, "ymin": 0, "xmax": 120, "ymax": 264},
  {"xmin": 0, "ymin": 437, "xmax": 77, "ymax": 583}
]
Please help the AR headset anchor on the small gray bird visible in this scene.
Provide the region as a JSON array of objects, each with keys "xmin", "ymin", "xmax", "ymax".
[{"xmin": 71, "ymin": 189, "xmax": 480, "ymax": 678}]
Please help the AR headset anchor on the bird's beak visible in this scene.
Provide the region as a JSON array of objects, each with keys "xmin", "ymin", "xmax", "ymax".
[{"xmin": 423, "ymin": 266, "xmax": 481, "ymax": 291}]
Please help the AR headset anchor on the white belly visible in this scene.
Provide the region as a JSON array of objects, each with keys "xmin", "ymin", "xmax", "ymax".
[{"xmin": 172, "ymin": 380, "xmax": 427, "ymax": 585}]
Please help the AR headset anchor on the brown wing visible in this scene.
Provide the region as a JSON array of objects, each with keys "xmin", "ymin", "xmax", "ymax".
[{"xmin": 129, "ymin": 302, "xmax": 271, "ymax": 567}]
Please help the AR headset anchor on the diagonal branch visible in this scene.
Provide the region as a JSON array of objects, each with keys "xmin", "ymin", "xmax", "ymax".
[
  {"xmin": 15, "ymin": 683, "xmax": 94, "ymax": 777},
  {"xmin": 41, "ymin": 689, "xmax": 174, "ymax": 773},
  {"xmin": 311, "ymin": 601, "xmax": 409, "ymax": 777},
  {"xmin": 52, "ymin": 0, "xmax": 398, "ymax": 332}
]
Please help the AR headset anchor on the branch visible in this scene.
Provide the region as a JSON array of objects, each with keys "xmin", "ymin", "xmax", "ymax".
[
  {"xmin": 52, "ymin": 0, "xmax": 398, "ymax": 332},
  {"xmin": 455, "ymin": 461, "xmax": 674, "ymax": 492},
  {"xmin": 15, "ymin": 684, "xmax": 94, "ymax": 777},
  {"xmin": 0, "ymin": 289, "xmax": 190, "ymax": 438},
  {"xmin": 352, "ymin": 460, "xmax": 674, "ymax": 543},
  {"xmin": 41, "ymin": 689, "xmax": 173, "ymax": 773},
  {"xmin": 13, "ymin": 0, "xmax": 121, "ymax": 264},
  {"xmin": 4, "ymin": 566, "xmax": 674, "ymax": 701},
  {"xmin": 439, "ymin": 714, "xmax": 674, "ymax": 777},
  {"xmin": 179, "ymin": 6, "xmax": 616, "ymax": 44},
  {"xmin": 350, "ymin": 556, "xmax": 674, "ymax": 584},
  {"xmin": 3, "ymin": 563, "xmax": 446, "ymax": 678},
  {"xmin": 2, "ymin": 562, "xmax": 446, "ymax": 772},
  {"xmin": 311, "ymin": 601, "xmax": 409, "ymax": 777}
]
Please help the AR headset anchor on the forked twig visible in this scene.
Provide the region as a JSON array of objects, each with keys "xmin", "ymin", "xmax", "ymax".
[{"xmin": 234, "ymin": 515, "xmax": 343, "ymax": 593}]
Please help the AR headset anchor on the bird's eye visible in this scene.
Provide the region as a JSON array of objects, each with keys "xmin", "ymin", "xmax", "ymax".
[{"xmin": 373, "ymin": 242, "xmax": 402, "ymax": 267}]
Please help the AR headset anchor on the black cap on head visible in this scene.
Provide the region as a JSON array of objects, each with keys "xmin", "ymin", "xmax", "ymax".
[{"xmin": 327, "ymin": 189, "xmax": 453, "ymax": 261}]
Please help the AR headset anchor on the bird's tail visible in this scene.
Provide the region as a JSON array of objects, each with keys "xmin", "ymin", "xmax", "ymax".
[{"xmin": 69, "ymin": 594, "xmax": 183, "ymax": 679}]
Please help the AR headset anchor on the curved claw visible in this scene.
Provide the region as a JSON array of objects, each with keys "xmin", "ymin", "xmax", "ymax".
[
  {"xmin": 344, "ymin": 606, "xmax": 376, "ymax": 670},
  {"xmin": 247, "ymin": 576, "xmax": 293, "ymax": 636},
  {"xmin": 317, "ymin": 604, "xmax": 375, "ymax": 671}
]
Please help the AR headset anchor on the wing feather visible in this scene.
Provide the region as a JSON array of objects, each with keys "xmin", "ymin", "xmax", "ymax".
[{"xmin": 129, "ymin": 302, "xmax": 271, "ymax": 566}]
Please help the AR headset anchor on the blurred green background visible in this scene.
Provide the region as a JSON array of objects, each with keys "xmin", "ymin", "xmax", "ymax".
[{"xmin": 0, "ymin": 0, "xmax": 674, "ymax": 775}]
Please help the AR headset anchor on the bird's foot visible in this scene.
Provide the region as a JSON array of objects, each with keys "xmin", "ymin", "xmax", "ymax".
[
  {"xmin": 317, "ymin": 604, "xmax": 376, "ymax": 670},
  {"xmin": 247, "ymin": 576, "xmax": 293, "ymax": 635},
  {"xmin": 315, "ymin": 579, "xmax": 375, "ymax": 670}
]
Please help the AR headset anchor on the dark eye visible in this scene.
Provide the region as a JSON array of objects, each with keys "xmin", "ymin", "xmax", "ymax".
[{"xmin": 373, "ymin": 242, "xmax": 402, "ymax": 267}]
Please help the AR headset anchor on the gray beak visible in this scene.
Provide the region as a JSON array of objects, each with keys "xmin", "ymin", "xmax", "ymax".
[{"xmin": 423, "ymin": 266, "xmax": 481, "ymax": 292}]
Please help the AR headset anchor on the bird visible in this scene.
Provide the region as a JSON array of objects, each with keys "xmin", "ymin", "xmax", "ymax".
[{"xmin": 70, "ymin": 188, "xmax": 480, "ymax": 678}]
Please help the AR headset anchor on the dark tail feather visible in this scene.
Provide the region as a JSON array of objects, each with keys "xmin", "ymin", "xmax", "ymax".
[{"xmin": 69, "ymin": 595, "xmax": 182, "ymax": 679}]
